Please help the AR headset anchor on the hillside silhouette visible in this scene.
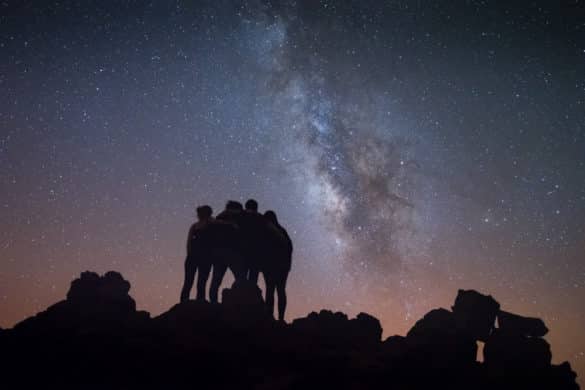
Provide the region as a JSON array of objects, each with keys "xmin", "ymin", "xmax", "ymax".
[{"xmin": 0, "ymin": 271, "xmax": 579, "ymax": 389}]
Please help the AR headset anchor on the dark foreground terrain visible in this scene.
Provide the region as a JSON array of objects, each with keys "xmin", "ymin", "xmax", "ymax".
[{"xmin": 0, "ymin": 271, "xmax": 579, "ymax": 389}]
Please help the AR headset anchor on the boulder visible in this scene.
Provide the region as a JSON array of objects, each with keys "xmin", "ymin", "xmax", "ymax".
[
  {"xmin": 548, "ymin": 362, "xmax": 580, "ymax": 390},
  {"xmin": 484, "ymin": 329, "xmax": 552, "ymax": 370},
  {"xmin": 451, "ymin": 289, "xmax": 499, "ymax": 341},
  {"xmin": 352, "ymin": 313, "xmax": 383, "ymax": 345},
  {"xmin": 100, "ymin": 271, "xmax": 132, "ymax": 299},
  {"xmin": 291, "ymin": 310, "xmax": 382, "ymax": 350},
  {"xmin": 222, "ymin": 279, "xmax": 265, "ymax": 308},
  {"xmin": 405, "ymin": 308, "xmax": 477, "ymax": 367},
  {"xmin": 497, "ymin": 310, "xmax": 548, "ymax": 337},
  {"xmin": 1, "ymin": 271, "xmax": 580, "ymax": 390},
  {"xmin": 291, "ymin": 310, "xmax": 349, "ymax": 342},
  {"xmin": 67, "ymin": 270, "xmax": 136, "ymax": 312},
  {"xmin": 66, "ymin": 271, "xmax": 101, "ymax": 301},
  {"xmin": 220, "ymin": 279, "xmax": 272, "ymax": 329},
  {"xmin": 13, "ymin": 271, "xmax": 142, "ymax": 334},
  {"xmin": 407, "ymin": 308, "xmax": 456, "ymax": 338}
]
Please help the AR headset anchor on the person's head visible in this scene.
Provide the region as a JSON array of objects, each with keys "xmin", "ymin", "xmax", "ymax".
[
  {"xmin": 226, "ymin": 200, "xmax": 243, "ymax": 211},
  {"xmin": 196, "ymin": 205, "xmax": 213, "ymax": 221},
  {"xmin": 245, "ymin": 199, "xmax": 258, "ymax": 212},
  {"xmin": 264, "ymin": 210, "xmax": 278, "ymax": 225}
]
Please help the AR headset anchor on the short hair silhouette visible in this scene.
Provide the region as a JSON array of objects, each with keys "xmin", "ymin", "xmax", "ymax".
[
  {"xmin": 245, "ymin": 199, "xmax": 258, "ymax": 211},
  {"xmin": 226, "ymin": 200, "xmax": 243, "ymax": 211},
  {"xmin": 264, "ymin": 210, "xmax": 278, "ymax": 224},
  {"xmin": 196, "ymin": 205, "xmax": 213, "ymax": 220}
]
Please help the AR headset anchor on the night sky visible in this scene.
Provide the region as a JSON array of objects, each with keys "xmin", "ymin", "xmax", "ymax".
[{"xmin": 1, "ymin": 0, "xmax": 584, "ymax": 381}]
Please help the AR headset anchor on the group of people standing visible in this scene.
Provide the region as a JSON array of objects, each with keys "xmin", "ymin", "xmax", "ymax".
[{"xmin": 180, "ymin": 199, "xmax": 293, "ymax": 320}]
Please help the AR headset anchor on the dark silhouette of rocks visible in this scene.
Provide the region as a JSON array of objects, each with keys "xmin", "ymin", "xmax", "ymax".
[
  {"xmin": 452, "ymin": 289, "xmax": 500, "ymax": 341},
  {"xmin": 402, "ymin": 308, "xmax": 478, "ymax": 367},
  {"xmin": 498, "ymin": 310, "xmax": 549, "ymax": 337},
  {"xmin": 291, "ymin": 310, "xmax": 382, "ymax": 349},
  {"xmin": 12, "ymin": 271, "xmax": 149, "ymax": 336},
  {"xmin": 67, "ymin": 270, "xmax": 135, "ymax": 311},
  {"xmin": 481, "ymin": 310, "xmax": 576, "ymax": 389},
  {"xmin": 485, "ymin": 329, "xmax": 552, "ymax": 369},
  {"xmin": 0, "ymin": 271, "xmax": 579, "ymax": 389}
]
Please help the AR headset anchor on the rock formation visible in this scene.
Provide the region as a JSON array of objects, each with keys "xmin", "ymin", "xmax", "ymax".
[{"xmin": 0, "ymin": 271, "xmax": 579, "ymax": 389}]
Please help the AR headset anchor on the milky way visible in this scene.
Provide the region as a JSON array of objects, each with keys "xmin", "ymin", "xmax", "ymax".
[{"xmin": 1, "ymin": 0, "xmax": 585, "ymax": 383}]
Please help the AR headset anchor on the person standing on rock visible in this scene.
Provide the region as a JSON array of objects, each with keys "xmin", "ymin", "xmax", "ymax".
[
  {"xmin": 180, "ymin": 205, "xmax": 214, "ymax": 303},
  {"xmin": 263, "ymin": 210, "xmax": 293, "ymax": 321},
  {"xmin": 242, "ymin": 198, "xmax": 266, "ymax": 283}
]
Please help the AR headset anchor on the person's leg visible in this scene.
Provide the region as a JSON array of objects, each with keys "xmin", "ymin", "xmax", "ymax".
[
  {"xmin": 209, "ymin": 262, "xmax": 228, "ymax": 303},
  {"xmin": 248, "ymin": 267, "xmax": 259, "ymax": 284},
  {"xmin": 180, "ymin": 255, "xmax": 196, "ymax": 303},
  {"xmin": 231, "ymin": 263, "xmax": 245, "ymax": 282},
  {"xmin": 276, "ymin": 273, "xmax": 288, "ymax": 321},
  {"xmin": 228, "ymin": 252, "xmax": 245, "ymax": 282},
  {"xmin": 264, "ymin": 274, "xmax": 276, "ymax": 318},
  {"xmin": 196, "ymin": 261, "xmax": 211, "ymax": 301}
]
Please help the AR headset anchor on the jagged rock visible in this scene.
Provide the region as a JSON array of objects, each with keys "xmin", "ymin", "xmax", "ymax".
[
  {"xmin": 67, "ymin": 270, "xmax": 101, "ymax": 300},
  {"xmin": 407, "ymin": 308, "xmax": 456, "ymax": 338},
  {"xmin": 550, "ymin": 362, "xmax": 580, "ymax": 390},
  {"xmin": 291, "ymin": 310, "xmax": 382, "ymax": 349},
  {"xmin": 153, "ymin": 300, "xmax": 231, "ymax": 349},
  {"xmin": 221, "ymin": 281, "xmax": 283, "ymax": 334},
  {"xmin": 100, "ymin": 271, "xmax": 132, "ymax": 299},
  {"xmin": 0, "ymin": 272, "xmax": 579, "ymax": 390},
  {"xmin": 222, "ymin": 279, "xmax": 265, "ymax": 308},
  {"xmin": 484, "ymin": 329, "xmax": 552, "ymax": 370},
  {"xmin": 67, "ymin": 270, "xmax": 135, "ymax": 312},
  {"xmin": 452, "ymin": 289, "xmax": 500, "ymax": 341},
  {"xmin": 381, "ymin": 335, "xmax": 409, "ymax": 360},
  {"xmin": 353, "ymin": 312, "xmax": 383, "ymax": 345},
  {"xmin": 405, "ymin": 308, "xmax": 477, "ymax": 367},
  {"xmin": 13, "ymin": 271, "xmax": 144, "ymax": 334},
  {"xmin": 155, "ymin": 299, "xmax": 219, "ymax": 327},
  {"xmin": 291, "ymin": 309, "xmax": 349, "ymax": 344},
  {"xmin": 497, "ymin": 310, "xmax": 548, "ymax": 337}
]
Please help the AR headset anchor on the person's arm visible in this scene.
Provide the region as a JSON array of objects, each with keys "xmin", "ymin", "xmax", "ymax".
[
  {"xmin": 283, "ymin": 229, "xmax": 293, "ymax": 254},
  {"xmin": 186, "ymin": 224, "xmax": 196, "ymax": 255}
]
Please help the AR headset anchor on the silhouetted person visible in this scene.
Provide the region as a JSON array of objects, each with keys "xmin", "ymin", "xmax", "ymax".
[
  {"xmin": 245, "ymin": 198, "xmax": 258, "ymax": 212},
  {"xmin": 264, "ymin": 210, "xmax": 293, "ymax": 321},
  {"xmin": 180, "ymin": 205, "xmax": 214, "ymax": 303},
  {"xmin": 205, "ymin": 200, "xmax": 246, "ymax": 302},
  {"xmin": 214, "ymin": 199, "xmax": 266, "ymax": 286},
  {"xmin": 242, "ymin": 199, "xmax": 264, "ymax": 282},
  {"xmin": 264, "ymin": 210, "xmax": 293, "ymax": 255},
  {"xmin": 185, "ymin": 200, "xmax": 292, "ymax": 306},
  {"xmin": 227, "ymin": 200, "xmax": 244, "ymax": 212}
]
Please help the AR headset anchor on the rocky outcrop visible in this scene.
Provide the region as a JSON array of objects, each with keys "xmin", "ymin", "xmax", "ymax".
[
  {"xmin": 451, "ymin": 289, "xmax": 500, "ymax": 341},
  {"xmin": 291, "ymin": 310, "xmax": 382, "ymax": 349},
  {"xmin": 0, "ymin": 271, "xmax": 579, "ymax": 390},
  {"xmin": 67, "ymin": 270, "xmax": 134, "ymax": 311},
  {"xmin": 481, "ymin": 309, "xmax": 577, "ymax": 389},
  {"xmin": 497, "ymin": 310, "xmax": 549, "ymax": 337},
  {"xmin": 12, "ymin": 271, "xmax": 149, "ymax": 336},
  {"xmin": 403, "ymin": 308, "xmax": 478, "ymax": 368}
]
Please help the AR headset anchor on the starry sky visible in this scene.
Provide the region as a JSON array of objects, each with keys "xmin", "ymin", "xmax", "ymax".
[{"xmin": 1, "ymin": 0, "xmax": 585, "ymax": 381}]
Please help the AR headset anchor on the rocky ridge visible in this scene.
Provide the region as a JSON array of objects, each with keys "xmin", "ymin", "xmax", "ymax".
[{"xmin": 0, "ymin": 271, "xmax": 578, "ymax": 389}]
